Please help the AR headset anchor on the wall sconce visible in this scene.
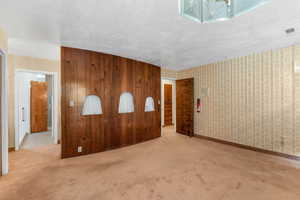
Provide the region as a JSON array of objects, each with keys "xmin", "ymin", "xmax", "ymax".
[
  {"xmin": 118, "ymin": 92, "xmax": 134, "ymax": 114},
  {"xmin": 145, "ymin": 97, "xmax": 155, "ymax": 112},
  {"xmin": 82, "ymin": 95, "xmax": 103, "ymax": 115}
]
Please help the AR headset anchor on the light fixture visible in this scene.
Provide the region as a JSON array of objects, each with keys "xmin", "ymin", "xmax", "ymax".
[
  {"xmin": 82, "ymin": 95, "xmax": 103, "ymax": 115},
  {"xmin": 180, "ymin": 0, "xmax": 270, "ymax": 23},
  {"xmin": 145, "ymin": 97, "xmax": 155, "ymax": 112},
  {"xmin": 118, "ymin": 92, "xmax": 135, "ymax": 114}
]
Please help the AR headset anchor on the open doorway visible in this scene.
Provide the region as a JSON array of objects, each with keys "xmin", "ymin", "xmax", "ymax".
[
  {"xmin": 161, "ymin": 78, "xmax": 176, "ymax": 133},
  {"xmin": 14, "ymin": 70, "xmax": 58, "ymax": 150}
]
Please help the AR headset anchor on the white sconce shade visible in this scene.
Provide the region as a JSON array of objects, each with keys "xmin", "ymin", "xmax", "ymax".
[
  {"xmin": 82, "ymin": 95, "xmax": 103, "ymax": 115},
  {"xmin": 145, "ymin": 97, "xmax": 155, "ymax": 112},
  {"xmin": 119, "ymin": 92, "xmax": 134, "ymax": 114}
]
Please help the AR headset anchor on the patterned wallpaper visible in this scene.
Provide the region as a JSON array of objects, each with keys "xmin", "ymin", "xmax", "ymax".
[
  {"xmin": 176, "ymin": 45, "xmax": 300, "ymax": 156},
  {"xmin": 161, "ymin": 68, "xmax": 178, "ymax": 79}
]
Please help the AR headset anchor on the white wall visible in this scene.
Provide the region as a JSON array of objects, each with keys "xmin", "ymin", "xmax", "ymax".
[
  {"xmin": 15, "ymin": 72, "xmax": 45, "ymax": 146},
  {"xmin": 161, "ymin": 79, "xmax": 176, "ymax": 127}
]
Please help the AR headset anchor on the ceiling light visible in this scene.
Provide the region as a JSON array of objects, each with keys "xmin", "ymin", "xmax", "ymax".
[{"xmin": 180, "ymin": 0, "xmax": 270, "ymax": 23}]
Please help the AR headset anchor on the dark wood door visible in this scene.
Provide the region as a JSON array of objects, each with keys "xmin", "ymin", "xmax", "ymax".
[
  {"xmin": 164, "ymin": 84, "xmax": 172, "ymax": 126},
  {"xmin": 30, "ymin": 81, "xmax": 48, "ymax": 133},
  {"xmin": 176, "ymin": 78, "xmax": 194, "ymax": 136}
]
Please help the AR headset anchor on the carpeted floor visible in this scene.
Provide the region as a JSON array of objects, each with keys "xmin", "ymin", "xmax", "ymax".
[{"xmin": 1, "ymin": 127, "xmax": 300, "ymax": 200}]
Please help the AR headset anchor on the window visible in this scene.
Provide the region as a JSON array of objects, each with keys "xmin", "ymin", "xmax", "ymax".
[
  {"xmin": 145, "ymin": 97, "xmax": 155, "ymax": 112},
  {"xmin": 118, "ymin": 92, "xmax": 134, "ymax": 114},
  {"xmin": 82, "ymin": 95, "xmax": 103, "ymax": 115}
]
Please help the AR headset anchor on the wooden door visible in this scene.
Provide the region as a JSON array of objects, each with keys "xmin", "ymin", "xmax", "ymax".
[
  {"xmin": 164, "ymin": 84, "xmax": 172, "ymax": 126},
  {"xmin": 176, "ymin": 78, "xmax": 194, "ymax": 136},
  {"xmin": 30, "ymin": 81, "xmax": 48, "ymax": 133}
]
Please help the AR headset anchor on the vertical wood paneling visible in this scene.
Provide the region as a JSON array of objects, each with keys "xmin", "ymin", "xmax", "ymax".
[
  {"xmin": 61, "ymin": 47, "xmax": 161, "ymax": 158},
  {"xmin": 178, "ymin": 44, "xmax": 300, "ymax": 157}
]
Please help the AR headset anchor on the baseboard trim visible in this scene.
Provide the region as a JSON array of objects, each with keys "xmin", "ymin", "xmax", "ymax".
[
  {"xmin": 194, "ymin": 135, "xmax": 300, "ymax": 161},
  {"xmin": 8, "ymin": 147, "xmax": 15, "ymax": 152}
]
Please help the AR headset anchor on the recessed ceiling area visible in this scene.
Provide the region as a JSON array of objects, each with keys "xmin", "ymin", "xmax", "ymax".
[{"xmin": 0, "ymin": 0, "xmax": 300, "ymax": 70}]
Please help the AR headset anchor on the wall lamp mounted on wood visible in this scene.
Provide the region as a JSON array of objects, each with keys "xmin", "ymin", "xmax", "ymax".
[{"xmin": 82, "ymin": 95, "xmax": 103, "ymax": 115}]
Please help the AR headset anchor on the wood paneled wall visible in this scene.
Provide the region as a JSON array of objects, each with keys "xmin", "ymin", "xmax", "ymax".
[
  {"xmin": 177, "ymin": 45, "xmax": 300, "ymax": 157},
  {"xmin": 61, "ymin": 47, "xmax": 161, "ymax": 158}
]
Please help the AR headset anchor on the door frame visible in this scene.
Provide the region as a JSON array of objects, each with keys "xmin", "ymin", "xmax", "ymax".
[
  {"xmin": 1, "ymin": 49, "xmax": 8, "ymax": 175},
  {"xmin": 14, "ymin": 69, "xmax": 59, "ymax": 150}
]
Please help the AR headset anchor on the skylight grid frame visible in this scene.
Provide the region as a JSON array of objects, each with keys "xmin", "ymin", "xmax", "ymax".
[{"xmin": 180, "ymin": 0, "xmax": 270, "ymax": 23}]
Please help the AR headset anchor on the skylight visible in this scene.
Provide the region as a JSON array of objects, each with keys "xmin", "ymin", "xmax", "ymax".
[{"xmin": 180, "ymin": 0, "xmax": 270, "ymax": 23}]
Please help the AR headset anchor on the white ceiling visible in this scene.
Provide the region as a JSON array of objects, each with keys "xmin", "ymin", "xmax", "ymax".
[{"xmin": 0, "ymin": 0, "xmax": 300, "ymax": 70}]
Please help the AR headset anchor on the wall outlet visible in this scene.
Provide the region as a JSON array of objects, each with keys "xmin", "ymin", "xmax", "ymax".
[{"xmin": 77, "ymin": 146, "xmax": 82, "ymax": 153}]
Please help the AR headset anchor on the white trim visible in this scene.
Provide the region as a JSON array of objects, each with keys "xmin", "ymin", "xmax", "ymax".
[
  {"xmin": 1, "ymin": 49, "xmax": 9, "ymax": 175},
  {"xmin": 14, "ymin": 69, "xmax": 59, "ymax": 150},
  {"xmin": 14, "ymin": 72, "xmax": 19, "ymax": 150}
]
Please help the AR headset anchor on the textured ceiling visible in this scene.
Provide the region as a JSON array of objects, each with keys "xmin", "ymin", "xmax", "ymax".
[{"xmin": 0, "ymin": 0, "xmax": 300, "ymax": 70}]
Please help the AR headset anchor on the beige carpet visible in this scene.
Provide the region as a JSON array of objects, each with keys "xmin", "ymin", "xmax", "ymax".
[{"xmin": 1, "ymin": 127, "xmax": 300, "ymax": 200}]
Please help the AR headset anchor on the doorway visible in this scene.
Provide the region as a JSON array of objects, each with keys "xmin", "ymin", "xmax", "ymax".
[{"xmin": 14, "ymin": 70, "xmax": 58, "ymax": 150}]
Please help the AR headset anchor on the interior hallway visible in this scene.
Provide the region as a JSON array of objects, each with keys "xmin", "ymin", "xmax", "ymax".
[
  {"xmin": 20, "ymin": 131, "xmax": 53, "ymax": 150},
  {"xmin": 1, "ymin": 127, "xmax": 300, "ymax": 200}
]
